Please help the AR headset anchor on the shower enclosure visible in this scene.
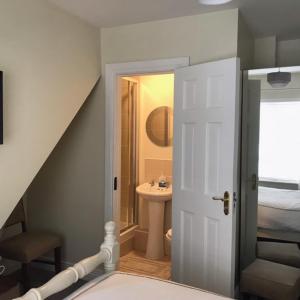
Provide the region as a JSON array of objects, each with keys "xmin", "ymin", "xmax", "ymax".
[{"xmin": 120, "ymin": 78, "xmax": 138, "ymax": 232}]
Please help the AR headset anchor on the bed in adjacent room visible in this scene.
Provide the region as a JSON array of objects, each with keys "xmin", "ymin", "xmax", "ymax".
[{"xmin": 258, "ymin": 186, "xmax": 300, "ymax": 232}]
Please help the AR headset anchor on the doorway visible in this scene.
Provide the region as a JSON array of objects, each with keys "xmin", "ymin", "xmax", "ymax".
[
  {"xmin": 104, "ymin": 58, "xmax": 189, "ymax": 281},
  {"xmin": 105, "ymin": 57, "xmax": 240, "ymax": 298},
  {"xmin": 240, "ymin": 67, "xmax": 300, "ymax": 291},
  {"xmin": 118, "ymin": 73, "xmax": 174, "ymax": 280}
]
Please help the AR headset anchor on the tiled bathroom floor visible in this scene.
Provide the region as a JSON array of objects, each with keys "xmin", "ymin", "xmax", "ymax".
[{"xmin": 119, "ymin": 251, "xmax": 171, "ymax": 280}]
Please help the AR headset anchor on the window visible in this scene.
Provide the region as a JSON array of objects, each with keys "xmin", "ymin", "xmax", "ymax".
[{"xmin": 259, "ymin": 101, "xmax": 300, "ymax": 181}]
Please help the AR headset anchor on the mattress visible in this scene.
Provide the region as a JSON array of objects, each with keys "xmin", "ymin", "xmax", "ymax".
[
  {"xmin": 258, "ymin": 186, "xmax": 300, "ymax": 210},
  {"xmin": 64, "ymin": 272, "xmax": 230, "ymax": 300},
  {"xmin": 258, "ymin": 187, "xmax": 300, "ymax": 232}
]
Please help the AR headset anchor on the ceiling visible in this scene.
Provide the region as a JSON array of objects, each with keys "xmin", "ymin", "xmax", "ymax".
[{"xmin": 48, "ymin": 0, "xmax": 300, "ymax": 40}]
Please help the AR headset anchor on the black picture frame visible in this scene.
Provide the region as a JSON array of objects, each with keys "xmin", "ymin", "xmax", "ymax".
[{"xmin": 0, "ymin": 71, "xmax": 3, "ymax": 144}]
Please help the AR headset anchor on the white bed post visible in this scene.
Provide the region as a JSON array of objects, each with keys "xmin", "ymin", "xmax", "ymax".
[
  {"xmin": 13, "ymin": 221, "xmax": 119, "ymax": 300},
  {"xmin": 101, "ymin": 221, "xmax": 120, "ymax": 272}
]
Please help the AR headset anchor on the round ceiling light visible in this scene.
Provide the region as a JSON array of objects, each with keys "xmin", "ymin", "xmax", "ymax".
[
  {"xmin": 267, "ymin": 71, "xmax": 291, "ymax": 88},
  {"xmin": 198, "ymin": 0, "xmax": 233, "ymax": 5}
]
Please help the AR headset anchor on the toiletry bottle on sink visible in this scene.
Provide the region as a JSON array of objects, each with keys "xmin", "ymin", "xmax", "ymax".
[{"xmin": 158, "ymin": 174, "xmax": 168, "ymax": 188}]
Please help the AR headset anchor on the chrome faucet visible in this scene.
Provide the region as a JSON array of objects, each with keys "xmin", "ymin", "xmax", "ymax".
[{"xmin": 158, "ymin": 177, "xmax": 169, "ymax": 188}]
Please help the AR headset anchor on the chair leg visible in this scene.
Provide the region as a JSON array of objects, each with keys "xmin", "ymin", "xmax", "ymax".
[
  {"xmin": 21, "ymin": 263, "xmax": 30, "ymax": 292},
  {"xmin": 54, "ymin": 247, "xmax": 62, "ymax": 274}
]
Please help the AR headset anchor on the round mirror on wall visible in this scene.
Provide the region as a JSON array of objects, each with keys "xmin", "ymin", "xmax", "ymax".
[{"xmin": 146, "ymin": 106, "xmax": 173, "ymax": 147}]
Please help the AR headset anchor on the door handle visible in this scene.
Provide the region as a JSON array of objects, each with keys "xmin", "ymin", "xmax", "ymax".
[
  {"xmin": 212, "ymin": 191, "xmax": 230, "ymax": 215},
  {"xmin": 212, "ymin": 196, "xmax": 224, "ymax": 201}
]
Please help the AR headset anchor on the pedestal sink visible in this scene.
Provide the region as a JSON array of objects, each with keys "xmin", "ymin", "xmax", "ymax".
[{"xmin": 136, "ymin": 183, "xmax": 172, "ymax": 260}]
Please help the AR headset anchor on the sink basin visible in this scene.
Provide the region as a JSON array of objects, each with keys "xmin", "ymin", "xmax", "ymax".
[
  {"xmin": 136, "ymin": 182, "xmax": 172, "ymax": 260},
  {"xmin": 136, "ymin": 183, "xmax": 172, "ymax": 202}
]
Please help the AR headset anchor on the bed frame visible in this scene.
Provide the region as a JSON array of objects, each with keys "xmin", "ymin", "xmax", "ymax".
[{"xmin": 14, "ymin": 221, "xmax": 119, "ymax": 300}]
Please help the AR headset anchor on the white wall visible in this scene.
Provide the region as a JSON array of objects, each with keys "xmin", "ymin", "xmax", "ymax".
[{"xmin": 0, "ymin": 0, "xmax": 100, "ymax": 227}]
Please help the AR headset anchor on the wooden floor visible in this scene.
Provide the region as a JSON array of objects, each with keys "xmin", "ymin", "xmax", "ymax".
[{"xmin": 119, "ymin": 250, "xmax": 171, "ymax": 280}]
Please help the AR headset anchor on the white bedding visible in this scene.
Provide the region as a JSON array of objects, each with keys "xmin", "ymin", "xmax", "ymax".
[
  {"xmin": 258, "ymin": 187, "xmax": 300, "ymax": 232},
  {"xmin": 258, "ymin": 186, "xmax": 300, "ymax": 210},
  {"xmin": 257, "ymin": 205, "xmax": 300, "ymax": 232},
  {"xmin": 65, "ymin": 272, "xmax": 230, "ymax": 300}
]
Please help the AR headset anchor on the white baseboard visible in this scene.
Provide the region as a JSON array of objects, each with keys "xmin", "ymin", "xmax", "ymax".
[{"xmin": 120, "ymin": 225, "xmax": 139, "ymax": 244}]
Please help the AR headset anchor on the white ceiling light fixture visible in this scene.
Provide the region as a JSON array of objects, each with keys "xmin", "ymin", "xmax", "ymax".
[{"xmin": 198, "ymin": 0, "xmax": 233, "ymax": 5}]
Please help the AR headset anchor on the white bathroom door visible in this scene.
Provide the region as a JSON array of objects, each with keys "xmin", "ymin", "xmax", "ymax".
[{"xmin": 172, "ymin": 57, "xmax": 240, "ymax": 297}]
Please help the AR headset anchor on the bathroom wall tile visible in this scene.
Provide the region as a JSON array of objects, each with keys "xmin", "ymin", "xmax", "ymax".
[
  {"xmin": 166, "ymin": 176, "xmax": 173, "ymax": 184},
  {"xmin": 164, "ymin": 160, "xmax": 172, "ymax": 177},
  {"xmin": 144, "ymin": 159, "xmax": 172, "ymax": 183}
]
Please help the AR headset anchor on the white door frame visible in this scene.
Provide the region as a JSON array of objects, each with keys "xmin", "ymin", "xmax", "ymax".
[{"xmin": 104, "ymin": 57, "xmax": 190, "ymax": 227}]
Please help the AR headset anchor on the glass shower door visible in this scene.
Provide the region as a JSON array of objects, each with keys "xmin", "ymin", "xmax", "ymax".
[{"xmin": 120, "ymin": 78, "xmax": 138, "ymax": 232}]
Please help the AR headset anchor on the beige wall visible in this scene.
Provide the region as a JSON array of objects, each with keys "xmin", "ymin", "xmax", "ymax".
[
  {"xmin": 254, "ymin": 36, "xmax": 277, "ymax": 68},
  {"xmin": 237, "ymin": 13, "xmax": 254, "ymax": 69},
  {"xmin": 137, "ymin": 74, "xmax": 174, "ymax": 231},
  {"xmin": 101, "ymin": 9, "xmax": 239, "ymax": 66},
  {"xmin": 0, "ymin": 0, "xmax": 100, "ymax": 227},
  {"xmin": 254, "ymin": 37, "xmax": 300, "ymax": 69},
  {"xmin": 138, "ymin": 74, "xmax": 174, "ymax": 184},
  {"xmin": 27, "ymin": 83, "xmax": 104, "ymax": 263},
  {"xmin": 278, "ymin": 39, "xmax": 300, "ymax": 67}
]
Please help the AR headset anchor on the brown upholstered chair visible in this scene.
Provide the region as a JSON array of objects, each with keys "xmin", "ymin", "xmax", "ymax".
[{"xmin": 0, "ymin": 199, "xmax": 62, "ymax": 290}]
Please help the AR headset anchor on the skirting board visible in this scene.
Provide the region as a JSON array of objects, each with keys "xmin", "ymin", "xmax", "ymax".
[
  {"xmin": 120, "ymin": 225, "xmax": 138, "ymax": 244},
  {"xmin": 120, "ymin": 238, "xmax": 134, "ymax": 257},
  {"xmin": 120, "ymin": 225, "xmax": 138, "ymax": 256}
]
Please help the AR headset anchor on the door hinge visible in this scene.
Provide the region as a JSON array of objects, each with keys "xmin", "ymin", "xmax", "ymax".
[
  {"xmin": 251, "ymin": 174, "xmax": 258, "ymax": 190},
  {"xmin": 233, "ymin": 192, "xmax": 237, "ymax": 208},
  {"xmin": 114, "ymin": 177, "xmax": 118, "ymax": 191}
]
